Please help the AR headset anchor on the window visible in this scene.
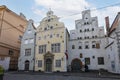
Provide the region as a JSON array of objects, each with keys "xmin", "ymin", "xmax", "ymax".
[
  {"xmin": 95, "ymin": 35, "xmax": 97, "ymax": 38},
  {"xmin": 44, "ymin": 27, "xmax": 47, "ymax": 31},
  {"xmin": 87, "ymin": 22, "xmax": 89, "ymax": 24},
  {"xmin": 18, "ymin": 35, "xmax": 22, "ymax": 41},
  {"xmin": 85, "ymin": 45, "xmax": 89, "ymax": 49},
  {"xmin": 79, "ymin": 46, "xmax": 82, "ymax": 49},
  {"xmin": 50, "ymin": 34, "xmax": 52, "ymax": 38},
  {"xmin": 87, "ymin": 29, "xmax": 89, "ymax": 31},
  {"xmin": 79, "ymin": 42, "xmax": 82, "ymax": 49},
  {"xmin": 80, "ymin": 30, "xmax": 82, "ymax": 32},
  {"xmin": 24, "ymin": 39, "xmax": 28, "ymax": 44},
  {"xmin": 38, "ymin": 37, "xmax": 41, "ymax": 40},
  {"xmin": 98, "ymin": 57, "xmax": 104, "ymax": 65},
  {"xmin": 85, "ymin": 42, "xmax": 89, "ymax": 49},
  {"xmin": 56, "ymin": 60, "xmax": 61, "ymax": 67},
  {"xmin": 38, "ymin": 60, "xmax": 42, "ymax": 67},
  {"xmin": 25, "ymin": 49, "xmax": 31, "ymax": 56},
  {"xmin": 80, "ymin": 37, "xmax": 82, "ymax": 39},
  {"xmin": 92, "ymin": 28, "xmax": 94, "ymax": 31},
  {"xmin": 80, "ymin": 53, "xmax": 83, "ymax": 58},
  {"xmin": 87, "ymin": 36, "xmax": 89, "ymax": 39},
  {"xmin": 0, "ymin": 57, "xmax": 5, "ymax": 61},
  {"xmin": 72, "ymin": 45, "xmax": 75, "ymax": 49},
  {"xmin": 50, "ymin": 26, "xmax": 53, "ymax": 29},
  {"xmin": 96, "ymin": 43, "xmax": 100, "ymax": 49},
  {"xmin": 51, "ymin": 43, "xmax": 60, "ymax": 53},
  {"xmin": 39, "ymin": 45, "xmax": 46, "ymax": 53},
  {"xmin": 85, "ymin": 58, "xmax": 90, "ymax": 65},
  {"xmin": 56, "ymin": 34, "xmax": 59, "ymax": 37},
  {"xmin": 92, "ymin": 41, "xmax": 96, "ymax": 48},
  {"xmin": 48, "ymin": 19, "xmax": 50, "ymax": 22},
  {"xmin": 27, "ymin": 30, "xmax": 32, "ymax": 34},
  {"xmin": 9, "ymin": 50, "xmax": 14, "ymax": 55},
  {"xmin": 29, "ymin": 38, "xmax": 34, "ymax": 43}
]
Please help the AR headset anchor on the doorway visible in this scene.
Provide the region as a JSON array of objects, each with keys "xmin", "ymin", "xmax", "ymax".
[
  {"xmin": 25, "ymin": 60, "xmax": 29, "ymax": 71},
  {"xmin": 45, "ymin": 58, "xmax": 52, "ymax": 72},
  {"xmin": 71, "ymin": 58, "xmax": 82, "ymax": 72}
]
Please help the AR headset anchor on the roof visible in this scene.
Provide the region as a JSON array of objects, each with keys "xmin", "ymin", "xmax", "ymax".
[
  {"xmin": 108, "ymin": 12, "xmax": 120, "ymax": 36},
  {"xmin": 0, "ymin": 5, "xmax": 28, "ymax": 22}
]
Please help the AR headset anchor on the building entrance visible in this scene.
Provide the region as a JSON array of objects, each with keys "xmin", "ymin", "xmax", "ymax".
[
  {"xmin": 45, "ymin": 58, "xmax": 52, "ymax": 72},
  {"xmin": 25, "ymin": 60, "xmax": 29, "ymax": 71},
  {"xmin": 71, "ymin": 58, "xmax": 82, "ymax": 72}
]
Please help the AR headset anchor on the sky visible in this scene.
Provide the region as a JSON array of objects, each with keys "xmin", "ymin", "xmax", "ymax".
[{"xmin": 0, "ymin": 0, "xmax": 120, "ymax": 31}]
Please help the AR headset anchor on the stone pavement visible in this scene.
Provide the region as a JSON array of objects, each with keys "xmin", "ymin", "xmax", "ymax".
[{"xmin": 5, "ymin": 71, "xmax": 120, "ymax": 80}]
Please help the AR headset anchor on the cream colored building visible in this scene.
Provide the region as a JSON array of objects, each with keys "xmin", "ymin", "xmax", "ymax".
[{"xmin": 35, "ymin": 10, "xmax": 69, "ymax": 72}]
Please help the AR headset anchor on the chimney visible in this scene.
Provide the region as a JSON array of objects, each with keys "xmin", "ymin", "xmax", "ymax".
[{"xmin": 105, "ymin": 16, "xmax": 110, "ymax": 35}]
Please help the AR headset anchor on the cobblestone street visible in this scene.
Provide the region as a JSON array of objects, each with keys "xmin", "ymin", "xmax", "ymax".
[{"xmin": 3, "ymin": 71, "xmax": 120, "ymax": 80}]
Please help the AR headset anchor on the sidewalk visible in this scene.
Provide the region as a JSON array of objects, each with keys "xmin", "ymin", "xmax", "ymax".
[{"xmin": 5, "ymin": 71, "xmax": 120, "ymax": 79}]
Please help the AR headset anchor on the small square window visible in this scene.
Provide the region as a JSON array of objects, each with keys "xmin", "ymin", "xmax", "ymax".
[
  {"xmin": 79, "ymin": 46, "xmax": 82, "ymax": 49},
  {"xmin": 92, "ymin": 28, "xmax": 94, "ymax": 31},
  {"xmin": 85, "ymin": 45, "xmax": 89, "ymax": 49},
  {"xmin": 98, "ymin": 57, "xmax": 104, "ymax": 65}
]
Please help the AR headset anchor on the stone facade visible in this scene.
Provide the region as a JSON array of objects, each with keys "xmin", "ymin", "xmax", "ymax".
[
  {"xmin": 35, "ymin": 10, "xmax": 69, "ymax": 72},
  {"xmin": 18, "ymin": 19, "xmax": 36, "ymax": 71},
  {"xmin": 105, "ymin": 12, "xmax": 120, "ymax": 74},
  {"xmin": 68, "ymin": 10, "xmax": 107, "ymax": 71}
]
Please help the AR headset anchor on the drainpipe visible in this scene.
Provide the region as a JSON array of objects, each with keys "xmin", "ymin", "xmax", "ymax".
[{"xmin": 33, "ymin": 32, "xmax": 36, "ymax": 71}]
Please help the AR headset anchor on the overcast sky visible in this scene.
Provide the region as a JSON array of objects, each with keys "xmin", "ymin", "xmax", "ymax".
[{"xmin": 0, "ymin": 0, "xmax": 120, "ymax": 31}]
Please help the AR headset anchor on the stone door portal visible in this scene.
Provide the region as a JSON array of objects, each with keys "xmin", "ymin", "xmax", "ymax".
[{"xmin": 46, "ymin": 58, "xmax": 52, "ymax": 72}]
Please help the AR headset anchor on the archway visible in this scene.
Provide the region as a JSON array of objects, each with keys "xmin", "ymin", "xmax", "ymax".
[
  {"xmin": 71, "ymin": 58, "xmax": 82, "ymax": 72},
  {"xmin": 45, "ymin": 58, "xmax": 52, "ymax": 72},
  {"xmin": 25, "ymin": 60, "xmax": 29, "ymax": 71}
]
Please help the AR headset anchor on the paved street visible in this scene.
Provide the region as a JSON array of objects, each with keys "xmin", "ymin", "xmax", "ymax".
[{"xmin": 3, "ymin": 71, "xmax": 120, "ymax": 80}]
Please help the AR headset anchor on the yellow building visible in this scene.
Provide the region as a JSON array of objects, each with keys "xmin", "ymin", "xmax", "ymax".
[{"xmin": 35, "ymin": 10, "xmax": 69, "ymax": 72}]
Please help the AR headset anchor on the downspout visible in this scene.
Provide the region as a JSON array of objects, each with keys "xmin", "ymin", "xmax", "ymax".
[{"xmin": 33, "ymin": 32, "xmax": 36, "ymax": 71}]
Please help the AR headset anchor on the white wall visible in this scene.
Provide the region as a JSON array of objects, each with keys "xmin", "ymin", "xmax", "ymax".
[{"xmin": 0, "ymin": 57, "xmax": 10, "ymax": 70}]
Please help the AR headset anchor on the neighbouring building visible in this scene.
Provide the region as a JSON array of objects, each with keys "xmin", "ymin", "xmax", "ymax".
[
  {"xmin": 18, "ymin": 19, "xmax": 36, "ymax": 71},
  {"xmin": 105, "ymin": 12, "xmax": 120, "ymax": 74},
  {"xmin": 68, "ymin": 10, "xmax": 107, "ymax": 71},
  {"xmin": 0, "ymin": 5, "xmax": 27, "ymax": 70},
  {"xmin": 35, "ymin": 10, "xmax": 69, "ymax": 72}
]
